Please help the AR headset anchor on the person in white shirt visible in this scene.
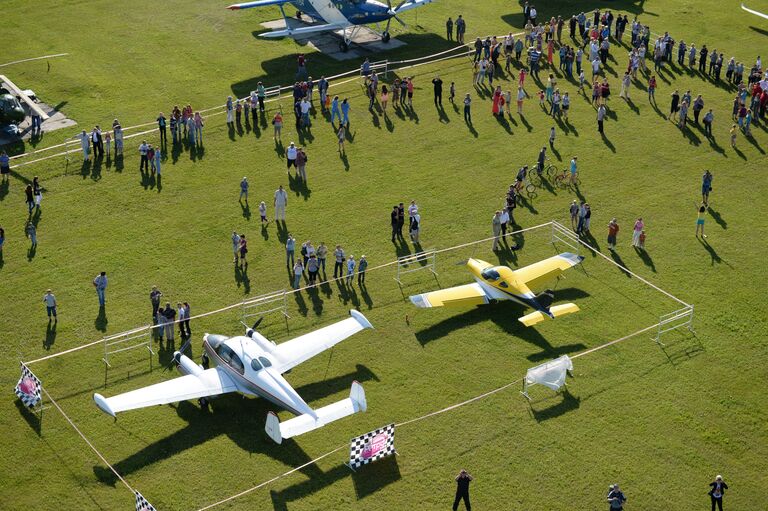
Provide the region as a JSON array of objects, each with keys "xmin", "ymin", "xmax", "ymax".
[
  {"xmin": 43, "ymin": 289, "xmax": 57, "ymax": 320},
  {"xmin": 620, "ymin": 72, "xmax": 631, "ymax": 99},
  {"xmin": 258, "ymin": 201, "xmax": 267, "ymax": 224},
  {"xmin": 231, "ymin": 231, "xmax": 241, "ymax": 263},
  {"xmin": 138, "ymin": 140, "xmax": 149, "ymax": 172},
  {"xmin": 300, "ymin": 98, "xmax": 311, "ymax": 127},
  {"xmin": 286, "ymin": 142, "xmax": 298, "ymax": 172},
  {"xmin": 410, "ymin": 211, "xmax": 421, "ymax": 243},
  {"xmin": 75, "ymin": 130, "xmax": 90, "ymax": 161},
  {"xmin": 274, "ymin": 185, "xmax": 288, "ymax": 221}
]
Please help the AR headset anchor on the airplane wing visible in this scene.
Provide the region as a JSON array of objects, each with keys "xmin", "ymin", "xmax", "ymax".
[
  {"xmin": 93, "ymin": 366, "xmax": 237, "ymax": 417},
  {"xmin": 271, "ymin": 310, "xmax": 373, "ymax": 373},
  {"xmin": 260, "ymin": 23, "xmax": 348, "ymax": 38},
  {"xmin": 394, "ymin": 0, "xmax": 434, "ymax": 15},
  {"xmin": 409, "ymin": 283, "xmax": 489, "ymax": 308},
  {"xmin": 513, "ymin": 252, "xmax": 584, "ymax": 291},
  {"xmin": 227, "ymin": 0, "xmax": 290, "ymax": 10},
  {"xmin": 741, "ymin": 3, "xmax": 768, "ymax": 20}
]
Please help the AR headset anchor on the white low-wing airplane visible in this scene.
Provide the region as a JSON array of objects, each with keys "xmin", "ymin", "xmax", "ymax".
[
  {"xmin": 93, "ymin": 310, "xmax": 373, "ymax": 444},
  {"xmin": 227, "ymin": 0, "xmax": 434, "ymax": 51}
]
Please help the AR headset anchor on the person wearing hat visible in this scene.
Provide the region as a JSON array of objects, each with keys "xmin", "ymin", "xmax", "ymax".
[
  {"xmin": 43, "ymin": 289, "xmax": 57, "ymax": 321},
  {"xmin": 607, "ymin": 483, "xmax": 626, "ymax": 510},
  {"xmin": 357, "ymin": 255, "xmax": 368, "ymax": 285},
  {"xmin": 708, "ymin": 475, "xmax": 728, "ymax": 511}
]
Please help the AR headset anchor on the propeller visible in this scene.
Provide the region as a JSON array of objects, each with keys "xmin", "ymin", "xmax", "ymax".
[
  {"xmin": 241, "ymin": 317, "xmax": 264, "ymax": 338},
  {"xmin": 385, "ymin": 0, "xmax": 407, "ymax": 28},
  {"xmin": 164, "ymin": 337, "xmax": 193, "ymax": 372}
]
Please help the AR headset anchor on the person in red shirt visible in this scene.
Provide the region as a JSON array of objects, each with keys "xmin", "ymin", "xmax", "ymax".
[{"xmin": 607, "ymin": 218, "xmax": 619, "ymax": 251}]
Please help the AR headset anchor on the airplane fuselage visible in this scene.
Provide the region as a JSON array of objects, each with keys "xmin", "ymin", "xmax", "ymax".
[
  {"xmin": 466, "ymin": 258, "xmax": 551, "ymax": 317},
  {"xmin": 201, "ymin": 334, "xmax": 313, "ymax": 417},
  {"xmin": 290, "ymin": 0, "xmax": 392, "ymax": 25}
]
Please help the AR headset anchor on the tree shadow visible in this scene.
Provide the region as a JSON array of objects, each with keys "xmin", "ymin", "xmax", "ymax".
[{"xmin": 95, "ymin": 305, "xmax": 108, "ymax": 332}]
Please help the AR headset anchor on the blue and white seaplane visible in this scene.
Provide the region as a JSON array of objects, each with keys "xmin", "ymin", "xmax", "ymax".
[{"xmin": 227, "ymin": 0, "xmax": 433, "ymax": 51}]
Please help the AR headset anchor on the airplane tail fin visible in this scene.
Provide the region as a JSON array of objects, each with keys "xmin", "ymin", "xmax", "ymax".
[
  {"xmin": 265, "ymin": 381, "xmax": 367, "ymax": 444},
  {"xmin": 518, "ymin": 303, "xmax": 580, "ymax": 327}
]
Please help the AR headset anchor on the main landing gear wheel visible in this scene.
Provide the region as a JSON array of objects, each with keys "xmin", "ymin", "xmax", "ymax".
[
  {"xmin": 339, "ymin": 41, "xmax": 349, "ymax": 52},
  {"xmin": 382, "ymin": 31, "xmax": 391, "ymax": 43}
]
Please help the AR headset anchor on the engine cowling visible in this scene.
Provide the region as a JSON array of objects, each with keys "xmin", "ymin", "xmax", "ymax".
[{"xmin": 175, "ymin": 352, "xmax": 204, "ymax": 376}]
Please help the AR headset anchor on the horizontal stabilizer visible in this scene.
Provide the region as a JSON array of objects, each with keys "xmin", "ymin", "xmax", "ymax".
[
  {"xmin": 549, "ymin": 303, "xmax": 580, "ymax": 317},
  {"xmin": 227, "ymin": 0, "xmax": 290, "ymax": 10},
  {"xmin": 265, "ymin": 381, "xmax": 367, "ymax": 444},
  {"xmin": 518, "ymin": 310, "xmax": 547, "ymax": 327}
]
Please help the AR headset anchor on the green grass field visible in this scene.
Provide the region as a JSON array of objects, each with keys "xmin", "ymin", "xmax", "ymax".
[{"xmin": 2, "ymin": 0, "xmax": 768, "ymax": 509}]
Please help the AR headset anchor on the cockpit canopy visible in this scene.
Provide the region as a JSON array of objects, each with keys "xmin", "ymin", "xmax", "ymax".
[
  {"xmin": 481, "ymin": 268, "xmax": 501, "ymax": 281},
  {"xmin": 216, "ymin": 343, "xmax": 244, "ymax": 375}
]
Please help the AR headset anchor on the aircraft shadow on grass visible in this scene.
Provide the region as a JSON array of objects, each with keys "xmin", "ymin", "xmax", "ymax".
[
  {"xmin": 413, "ymin": 291, "xmax": 589, "ymax": 362},
  {"xmin": 93, "ymin": 364, "xmax": 378, "ymax": 485},
  {"xmin": 270, "ymin": 456, "xmax": 401, "ymax": 509},
  {"xmin": 230, "ymin": 33, "xmax": 456, "ymax": 101}
]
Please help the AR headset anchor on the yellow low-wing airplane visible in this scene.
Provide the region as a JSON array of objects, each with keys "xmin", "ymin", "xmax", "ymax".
[{"xmin": 409, "ymin": 253, "xmax": 585, "ymax": 326}]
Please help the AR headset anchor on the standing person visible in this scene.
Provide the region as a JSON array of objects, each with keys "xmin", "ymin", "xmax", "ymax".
[
  {"xmin": 702, "ymin": 170, "xmax": 713, "ymax": 205},
  {"xmin": 345, "ymin": 255, "xmax": 356, "ymax": 285},
  {"xmin": 138, "ymin": 140, "xmax": 149, "ymax": 172},
  {"xmin": 75, "ymin": 130, "xmax": 90, "ymax": 161},
  {"xmin": 274, "ymin": 185, "xmax": 288, "ymax": 221},
  {"xmin": 607, "ymin": 484, "xmax": 627, "ymax": 511},
  {"xmin": 333, "ymin": 244, "xmax": 345, "ymax": 279},
  {"xmin": 150, "ymin": 286, "xmax": 163, "ymax": 320},
  {"xmin": 114, "ymin": 124, "xmax": 124, "ymax": 155},
  {"xmin": 341, "ymin": 98, "xmax": 351, "ymax": 127},
  {"xmin": 517, "ymin": 85, "xmax": 526, "ymax": 114},
  {"xmin": 569, "ymin": 200, "xmax": 579, "ymax": 230},
  {"xmin": 390, "ymin": 205, "xmax": 399, "ymax": 242},
  {"xmin": 296, "ymin": 147, "xmax": 308, "ymax": 182},
  {"xmin": 406, "ymin": 78, "xmax": 414, "ymax": 107},
  {"xmin": 24, "ymin": 184, "xmax": 34, "ymax": 215},
  {"xmin": 0, "ymin": 150, "xmax": 10, "ymax": 182},
  {"xmin": 570, "ymin": 156, "xmax": 578, "ymax": 185},
  {"xmin": 286, "ymin": 234, "xmax": 296, "ymax": 267},
  {"xmin": 648, "ymin": 75, "xmax": 657, "ymax": 102},
  {"xmin": 670, "ymin": 90, "xmax": 680, "ymax": 121},
  {"xmin": 93, "ymin": 271, "xmax": 108, "ymax": 307},
  {"xmin": 729, "ymin": 123, "xmax": 737, "ymax": 148},
  {"xmin": 456, "ymin": 15, "xmax": 465, "ymax": 44},
  {"xmin": 259, "ymin": 201, "xmax": 268, "ymax": 224},
  {"xmin": 708, "ymin": 475, "xmax": 728, "ymax": 511},
  {"xmin": 492, "ymin": 210, "xmax": 502, "ymax": 251},
  {"xmin": 397, "ymin": 202, "xmax": 406, "ymax": 239},
  {"xmin": 317, "ymin": 241, "xmax": 328, "ymax": 277},
  {"xmin": 239, "ymin": 177, "xmax": 249, "ymax": 203},
  {"xmin": 0, "ymin": 227, "xmax": 5, "ymax": 260},
  {"xmin": 620, "ymin": 72, "xmax": 631, "ymax": 99},
  {"xmin": 452, "ymin": 469, "xmax": 473, "ymax": 511},
  {"xmin": 632, "ymin": 218, "xmax": 644, "ymax": 246},
  {"xmin": 597, "ymin": 103, "xmax": 606, "ymax": 133},
  {"xmin": 286, "ymin": 142, "xmax": 298, "ymax": 173},
  {"xmin": 607, "ymin": 218, "xmax": 619, "ymax": 251},
  {"xmin": 432, "ymin": 75, "xmax": 443, "ymax": 106},
  {"xmin": 32, "ymin": 177, "xmax": 42, "ymax": 209},
  {"xmin": 226, "ymin": 96, "xmax": 234, "ymax": 125},
  {"xmin": 26, "ymin": 220, "xmax": 37, "ymax": 247},
  {"xmin": 703, "ymin": 109, "xmax": 714, "ymax": 137},
  {"xmin": 194, "ymin": 112, "xmax": 204, "ymax": 143},
  {"xmin": 231, "ymin": 231, "xmax": 241, "ymax": 263},
  {"xmin": 292, "ymin": 259, "xmax": 304, "ymax": 289},
  {"xmin": 357, "ymin": 255, "xmax": 368, "ymax": 285},
  {"xmin": 157, "ymin": 112, "xmax": 167, "ymax": 144},
  {"xmin": 409, "ymin": 208, "xmax": 421, "ymax": 243},
  {"xmin": 177, "ymin": 302, "xmax": 188, "ymax": 339},
  {"xmin": 446, "ymin": 17, "xmax": 453, "ymax": 41},
  {"xmin": 464, "ymin": 93, "xmax": 472, "ymax": 123},
  {"xmin": 238, "ymin": 234, "xmax": 248, "ymax": 266},
  {"xmin": 154, "ymin": 146, "xmax": 162, "ymax": 176},
  {"xmin": 163, "ymin": 303, "xmax": 176, "ymax": 342},
  {"xmin": 272, "ymin": 111, "xmax": 283, "ymax": 140},
  {"xmin": 43, "ymin": 289, "xmax": 57, "ymax": 321},
  {"xmin": 693, "ymin": 95, "xmax": 704, "ymax": 124},
  {"xmin": 696, "ymin": 204, "xmax": 708, "ymax": 238},
  {"xmin": 306, "ymin": 254, "xmax": 319, "ymax": 286},
  {"xmin": 331, "ymin": 95, "xmax": 341, "ymax": 125}
]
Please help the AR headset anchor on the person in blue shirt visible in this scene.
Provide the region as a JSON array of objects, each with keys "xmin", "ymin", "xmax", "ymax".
[
  {"xmin": 346, "ymin": 255, "xmax": 356, "ymax": 285},
  {"xmin": 341, "ymin": 98, "xmax": 351, "ymax": 127},
  {"xmin": 331, "ymin": 96, "xmax": 341, "ymax": 125},
  {"xmin": 701, "ymin": 170, "xmax": 713, "ymax": 205}
]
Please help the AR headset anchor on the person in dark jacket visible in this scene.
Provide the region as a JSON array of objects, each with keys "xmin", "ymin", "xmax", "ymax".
[
  {"xmin": 708, "ymin": 475, "xmax": 728, "ymax": 511},
  {"xmin": 390, "ymin": 205, "xmax": 399, "ymax": 242},
  {"xmin": 453, "ymin": 469, "xmax": 473, "ymax": 511}
]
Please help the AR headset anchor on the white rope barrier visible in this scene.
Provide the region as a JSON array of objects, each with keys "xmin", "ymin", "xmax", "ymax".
[{"xmin": 0, "ymin": 53, "xmax": 69, "ymax": 68}]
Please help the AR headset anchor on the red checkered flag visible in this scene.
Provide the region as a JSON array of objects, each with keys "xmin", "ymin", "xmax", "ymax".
[
  {"xmin": 134, "ymin": 491, "xmax": 156, "ymax": 511},
  {"xmin": 15, "ymin": 363, "xmax": 42, "ymax": 409}
]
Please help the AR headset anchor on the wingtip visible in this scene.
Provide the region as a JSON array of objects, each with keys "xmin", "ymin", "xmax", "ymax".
[
  {"xmin": 93, "ymin": 393, "xmax": 116, "ymax": 417},
  {"xmin": 349, "ymin": 309, "xmax": 374, "ymax": 329},
  {"xmin": 409, "ymin": 294, "xmax": 430, "ymax": 308}
]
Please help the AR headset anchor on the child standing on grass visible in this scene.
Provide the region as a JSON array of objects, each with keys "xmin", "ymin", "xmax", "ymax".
[
  {"xmin": 504, "ymin": 90, "xmax": 512, "ymax": 116},
  {"xmin": 518, "ymin": 67, "xmax": 527, "ymax": 88},
  {"xmin": 538, "ymin": 90, "xmax": 545, "ymax": 108},
  {"xmin": 578, "ymin": 70, "xmax": 586, "ymax": 93},
  {"xmin": 449, "ymin": 82, "xmax": 456, "ymax": 103},
  {"xmin": 638, "ymin": 230, "xmax": 646, "ymax": 250},
  {"xmin": 607, "ymin": 218, "xmax": 619, "ymax": 251},
  {"xmin": 259, "ymin": 201, "xmax": 267, "ymax": 224},
  {"xmin": 696, "ymin": 204, "xmax": 707, "ymax": 238},
  {"xmin": 730, "ymin": 124, "xmax": 737, "ymax": 147},
  {"xmin": 517, "ymin": 86, "xmax": 526, "ymax": 114},
  {"xmin": 549, "ymin": 126, "xmax": 556, "ymax": 146},
  {"xmin": 648, "ymin": 75, "xmax": 657, "ymax": 101}
]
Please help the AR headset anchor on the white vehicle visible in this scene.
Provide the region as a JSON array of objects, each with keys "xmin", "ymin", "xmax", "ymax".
[{"xmin": 94, "ymin": 310, "xmax": 373, "ymax": 444}]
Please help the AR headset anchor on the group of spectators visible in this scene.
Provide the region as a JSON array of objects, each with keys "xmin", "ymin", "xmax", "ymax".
[{"xmin": 150, "ymin": 286, "xmax": 191, "ymax": 342}]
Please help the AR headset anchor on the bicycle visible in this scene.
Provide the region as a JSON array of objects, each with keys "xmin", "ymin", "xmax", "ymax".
[{"xmin": 553, "ymin": 168, "xmax": 580, "ymax": 189}]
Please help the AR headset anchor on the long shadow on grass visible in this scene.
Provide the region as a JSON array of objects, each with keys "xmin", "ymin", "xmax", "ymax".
[
  {"xmin": 414, "ymin": 302, "xmax": 586, "ymax": 362},
  {"xmin": 270, "ymin": 456, "xmax": 400, "ymax": 510},
  {"xmin": 93, "ymin": 364, "xmax": 378, "ymax": 485}
]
